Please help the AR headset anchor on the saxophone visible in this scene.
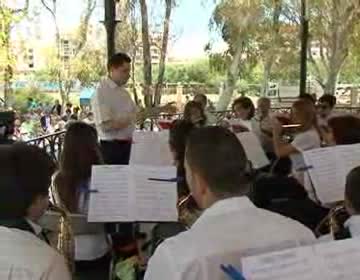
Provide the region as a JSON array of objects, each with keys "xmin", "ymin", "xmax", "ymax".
[
  {"xmin": 49, "ymin": 185, "xmax": 76, "ymax": 273},
  {"xmin": 315, "ymin": 203, "xmax": 350, "ymax": 239}
]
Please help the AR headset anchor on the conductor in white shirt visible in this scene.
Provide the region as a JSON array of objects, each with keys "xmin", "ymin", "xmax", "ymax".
[
  {"xmin": 92, "ymin": 53, "xmax": 135, "ymax": 164},
  {"xmin": 92, "ymin": 52, "xmax": 175, "ymax": 164},
  {"xmin": 145, "ymin": 126, "xmax": 315, "ymax": 280}
]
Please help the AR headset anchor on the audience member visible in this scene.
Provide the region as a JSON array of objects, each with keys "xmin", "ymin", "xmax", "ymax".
[
  {"xmin": 51, "ymin": 100, "xmax": 62, "ymax": 116},
  {"xmin": 183, "ymin": 101, "xmax": 207, "ymax": 127},
  {"xmin": 83, "ymin": 112, "xmax": 95, "ymax": 126},
  {"xmin": 70, "ymin": 106, "xmax": 81, "ymax": 121},
  {"xmin": 321, "ymin": 115, "xmax": 360, "ymax": 146},
  {"xmin": 145, "ymin": 127, "xmax": 315, "ymax": 280},
  {"xmin": 0, "ymin": 143, "xmax": 70, "ymax": 279},
  {"xmin": 193, "ymin": 93, "xmax": 217, "ymax": 125},
  {"xmin": 53, "ymin": 122, "xmax": 109, "ymax": 279}
]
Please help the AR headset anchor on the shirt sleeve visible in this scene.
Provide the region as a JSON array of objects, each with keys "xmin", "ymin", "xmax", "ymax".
[
  {"xmin": 92, "ymin": 87, "xmax": 113, "ymax": 124},
  {"xmin": 291, "ymin": 131, "xmax": 318, "ymax": 152},
  {"xmin": 144, "ymin": 243, "xmax": 177, "ymax": 280},
  {"xmin": 44, "ymin": 253, "xmax": 71, "ymax": 280}
]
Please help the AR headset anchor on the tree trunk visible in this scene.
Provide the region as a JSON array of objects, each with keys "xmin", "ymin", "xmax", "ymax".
[
  {"xmin": 139, "ymin": 0, "xmax": 153, "ymax": 108},
  {"xmin": 153, "ymin": 0, "xmax": 172, "ymax": 106},
  {"xmin": 261, "ymin": 0, "xmax": 282, "ymax": 97},
  {"xmin": 3, "ymin": 24, "xmax": 12, "ymax": 107},
  {"xmin": 216, "ymin": 44, "xmax": 243, "ymax": 111}
]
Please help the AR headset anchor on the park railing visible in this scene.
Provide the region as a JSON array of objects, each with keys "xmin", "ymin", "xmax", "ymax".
[{"xmin": 26, "ymin": 130, "xmax": 66, "ymax": 162}]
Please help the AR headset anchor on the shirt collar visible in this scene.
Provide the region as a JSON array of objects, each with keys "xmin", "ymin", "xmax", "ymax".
[
  {"xmin": 26, "ymin": 218, "xmax": 43, "ymax": 236},
  {"xmin": 191, "ymin": 196, "xmax": 254, "ymax": 229},
  {"xmin": 105, "ymin": 77, "xmax": 120, "ymax": 89}
]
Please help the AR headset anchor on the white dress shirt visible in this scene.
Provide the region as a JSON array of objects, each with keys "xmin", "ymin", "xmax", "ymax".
[
  {"xmin": 92, "ymin": 78, "xmax": 136, "ymax": 141},
  {"xmin": 0, "ymin": 226, "xmax": 71, "ymax": 280},
  {"xmin": 145, "ymin": 196, "xmax": 315, "ymax": 280}
]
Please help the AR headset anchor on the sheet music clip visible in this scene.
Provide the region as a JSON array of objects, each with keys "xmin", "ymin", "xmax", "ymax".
[
  {"xmin": 88, "ymin": 189, "xmax": 99, "ymax": 193},
  {"xmin": 296, "ymin": 165, "xmax": 314, "ymax": 172},
  {"xmin": 148, "ymin": 177, "xmax": 182, "ymax": 183}
]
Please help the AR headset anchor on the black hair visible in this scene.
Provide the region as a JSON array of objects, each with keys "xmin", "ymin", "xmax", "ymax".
[
  {"xmin": 346, "ymin": 166, "xmax": 360, "ymax": 213},
  {"xmin": 108, "ymin": 52, "xmax": 131, "ymax": 71},
  {"xmin": 169, "ymin": 120, "xmax": 196, "ymax": 197},
  {"xmin": 183, "ymin": 101, "xmax": 207, "ymax": 126},
  {"xmin": 319, "ymin": 94, "xmax": 337, "ymax": 108},
  {"xmin": 0, "ymin": 143, "xmax": 56, "ymax": 219},
  {"xmin": 328, "ymin": 115, "xmax": 360, "ymax": 145},
  {"xmin": 232, "ymin": 97, "xmax": 255, "ymax": 120},
  {"xmin": 299, "ymin": 93, "xmax": 316, "ymax": 104},
  {"xmin": 186, "ymin": 126, "xmax": 252, "ymax": 197}
]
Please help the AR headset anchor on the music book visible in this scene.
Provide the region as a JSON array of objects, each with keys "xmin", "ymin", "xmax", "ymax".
[
  {"xmin": 87, "ymin": 165, "xmax": 178, "ymax": 223},
  {"xmin": 236, "ymin": 132, "xmax": 270, "ymax": 169},
  {"xmin": 242, "ymin": 238, "xmax": 360, "ymax": 280},
  {"xmin": 130, "ymin": 131, "xmax": 173, "ymax": 166},
  {"xmin": 302, "ymin": 143, "xmax": 360, "ymax": 203}
]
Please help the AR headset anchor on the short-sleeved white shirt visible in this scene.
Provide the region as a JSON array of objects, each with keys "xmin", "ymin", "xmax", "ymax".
[{"xmin": 91, "ymin": 78, "xmax": 136, "ymax": 141}]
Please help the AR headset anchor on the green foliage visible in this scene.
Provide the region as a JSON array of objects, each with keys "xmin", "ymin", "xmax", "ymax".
[{"xmin": 11, "ymin": 87, "xmax": 55, "ymax": 113}]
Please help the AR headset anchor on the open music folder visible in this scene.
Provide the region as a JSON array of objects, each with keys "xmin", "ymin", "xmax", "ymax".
[
  {"xmin": 302, "ymin": 143, "xmax": 360, "ymax": 204},
  {"xmin": 241, "ymin": 238, "xmax": 360, "ymax": 280},
  {"xmin": 130, "ymin": 131, "xmax": 173, "ymax": 166},
  {"xmin": 87, "ymin": 165, "xmax": 178, "ymax": 223}
]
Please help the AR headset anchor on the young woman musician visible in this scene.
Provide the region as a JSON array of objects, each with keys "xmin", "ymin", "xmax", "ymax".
[
  {"xmin": 169, "ymin": 120, "xmax": 201, "ymax": 226},
  {"xmin": 272, "ymin": 99, "xmax": 321, "ymax": 199},
  {"xmin": 53, "ymin": 122, "xmax": 110, "ymax": 279},
  {"xmin": 230, "ymin": 97, "xmax": 255, "ymax": 132},
  {"xmin": 183, "ymin": 101, "xmax": 207, "ymax": 128}
]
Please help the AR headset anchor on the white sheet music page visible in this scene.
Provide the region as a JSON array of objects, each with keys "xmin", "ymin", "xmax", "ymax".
[
  {"xmin": 236, "ymin": 132, "xmax": 270, "ymax": 169},
  {"xmin": 242, "ymin": 246, "xmax": 320, "ymax": 280},
  {"xmin": 338, "ymin": 144, "xmax": 360, "ymax": 189},
  {"xmin": 132, "ymin": 165, "xmax": 178, "ymax": 222},
  {"xmin": 88, "ymin": 165, "xmax": 134, "ymax": 222},
  {"xmin": 302, "ymin": 147, "xmax": 341, "ymax": 203},
  {"xmin": 315, "ymin": 238, "xmax": 360, "ymax": 280},
  {"xmin": 130, "ymin": 131, "xmax": 173, "ymax": 166}
]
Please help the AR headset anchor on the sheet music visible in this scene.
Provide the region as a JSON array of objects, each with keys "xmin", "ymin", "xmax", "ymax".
[
  {"xmin": 236, "ymin": 132, "xmax": 270, "ymax": 169},
  {"xmin": 302, "ymin": 147, "xmax": 340, "ymax": 203},
  {"xmin": 88, "ymin": 165, "xmax": 178, "ymax": 222},
  {"xmin": 242, "ymin": 239, "xmax": 360, "ymax": 280},
  {"xmin": 88, "ymin": 166, "xmax": 133, "ymax": 222},
  {"xmin": 130, "ymin": 131, "xmax": 173, "ymax": 166},
  {"xmin": 132, "ymin": 165, "xmax": 178, "ymax": 222},
  {"xmin": 303, "ymin": 144, "xmax": 360, "ymax": 203},
  {"xmin": 242, "ymin": 247, "xmax": 319, "ymax": 280},
  {"xmin": 315, "ymin": 239, "xmax": 360, "ymax": 280}
]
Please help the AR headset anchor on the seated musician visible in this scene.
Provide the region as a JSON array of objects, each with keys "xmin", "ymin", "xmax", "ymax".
[
  {"xmin": 193, "ymin": 93, "xmax": 217, "ymax": 125},
  {"xmin": 0, "ymin": 143, "xmax": 70, "ymax": 280},
  {"xmin": 169, "ymin": 120, "xmax": 201, "ymax": 225},
  {"xmin": 272, "ymin": 99, "xmax": 321, "ymax": 200},
  {"xmin": 145, "ymin": 127, "xmax": 315, "ymax": 280},
  {"xmin": 253, "ymin": 97, "xmax": 275, "ymax": 157},
  {"xmin": 183, "ymin": 101, "xmax": 207, "ymax": 128},
  {"xmin": 321, "ymin": 115, "xmax": 360, "ymax": 146},
  {"xmin": 53, "ymin": 122, "xmax": 110, "ymax": 279},
  {"xmin": 317, "ymin": 94, "xmax": 337, "ymax": 127},
  {"xmin": 226, "ymin": 97, "xmax": 255, "ymax": 133},
  {"xmin": 319, "ymin": 166, "xmax": 360, "ymax": 241}
]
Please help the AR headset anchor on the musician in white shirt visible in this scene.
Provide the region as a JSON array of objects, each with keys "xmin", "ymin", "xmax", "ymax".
[
  {"xmin": 145, "ymin": 127, "xmax": 315, "ymax": 280},
  {"xmin": 0, "ymin": 144, "xmax": 70, "ymax": 280}
]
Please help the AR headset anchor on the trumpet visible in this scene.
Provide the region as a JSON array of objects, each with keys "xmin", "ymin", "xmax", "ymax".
[
  {"xmin": 178, "ymin": 194, "xmax": 202, "ymax": 228},
  {"xmin": 315, "ymin": 203, "xmax": 350, "ymax": 239}
]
